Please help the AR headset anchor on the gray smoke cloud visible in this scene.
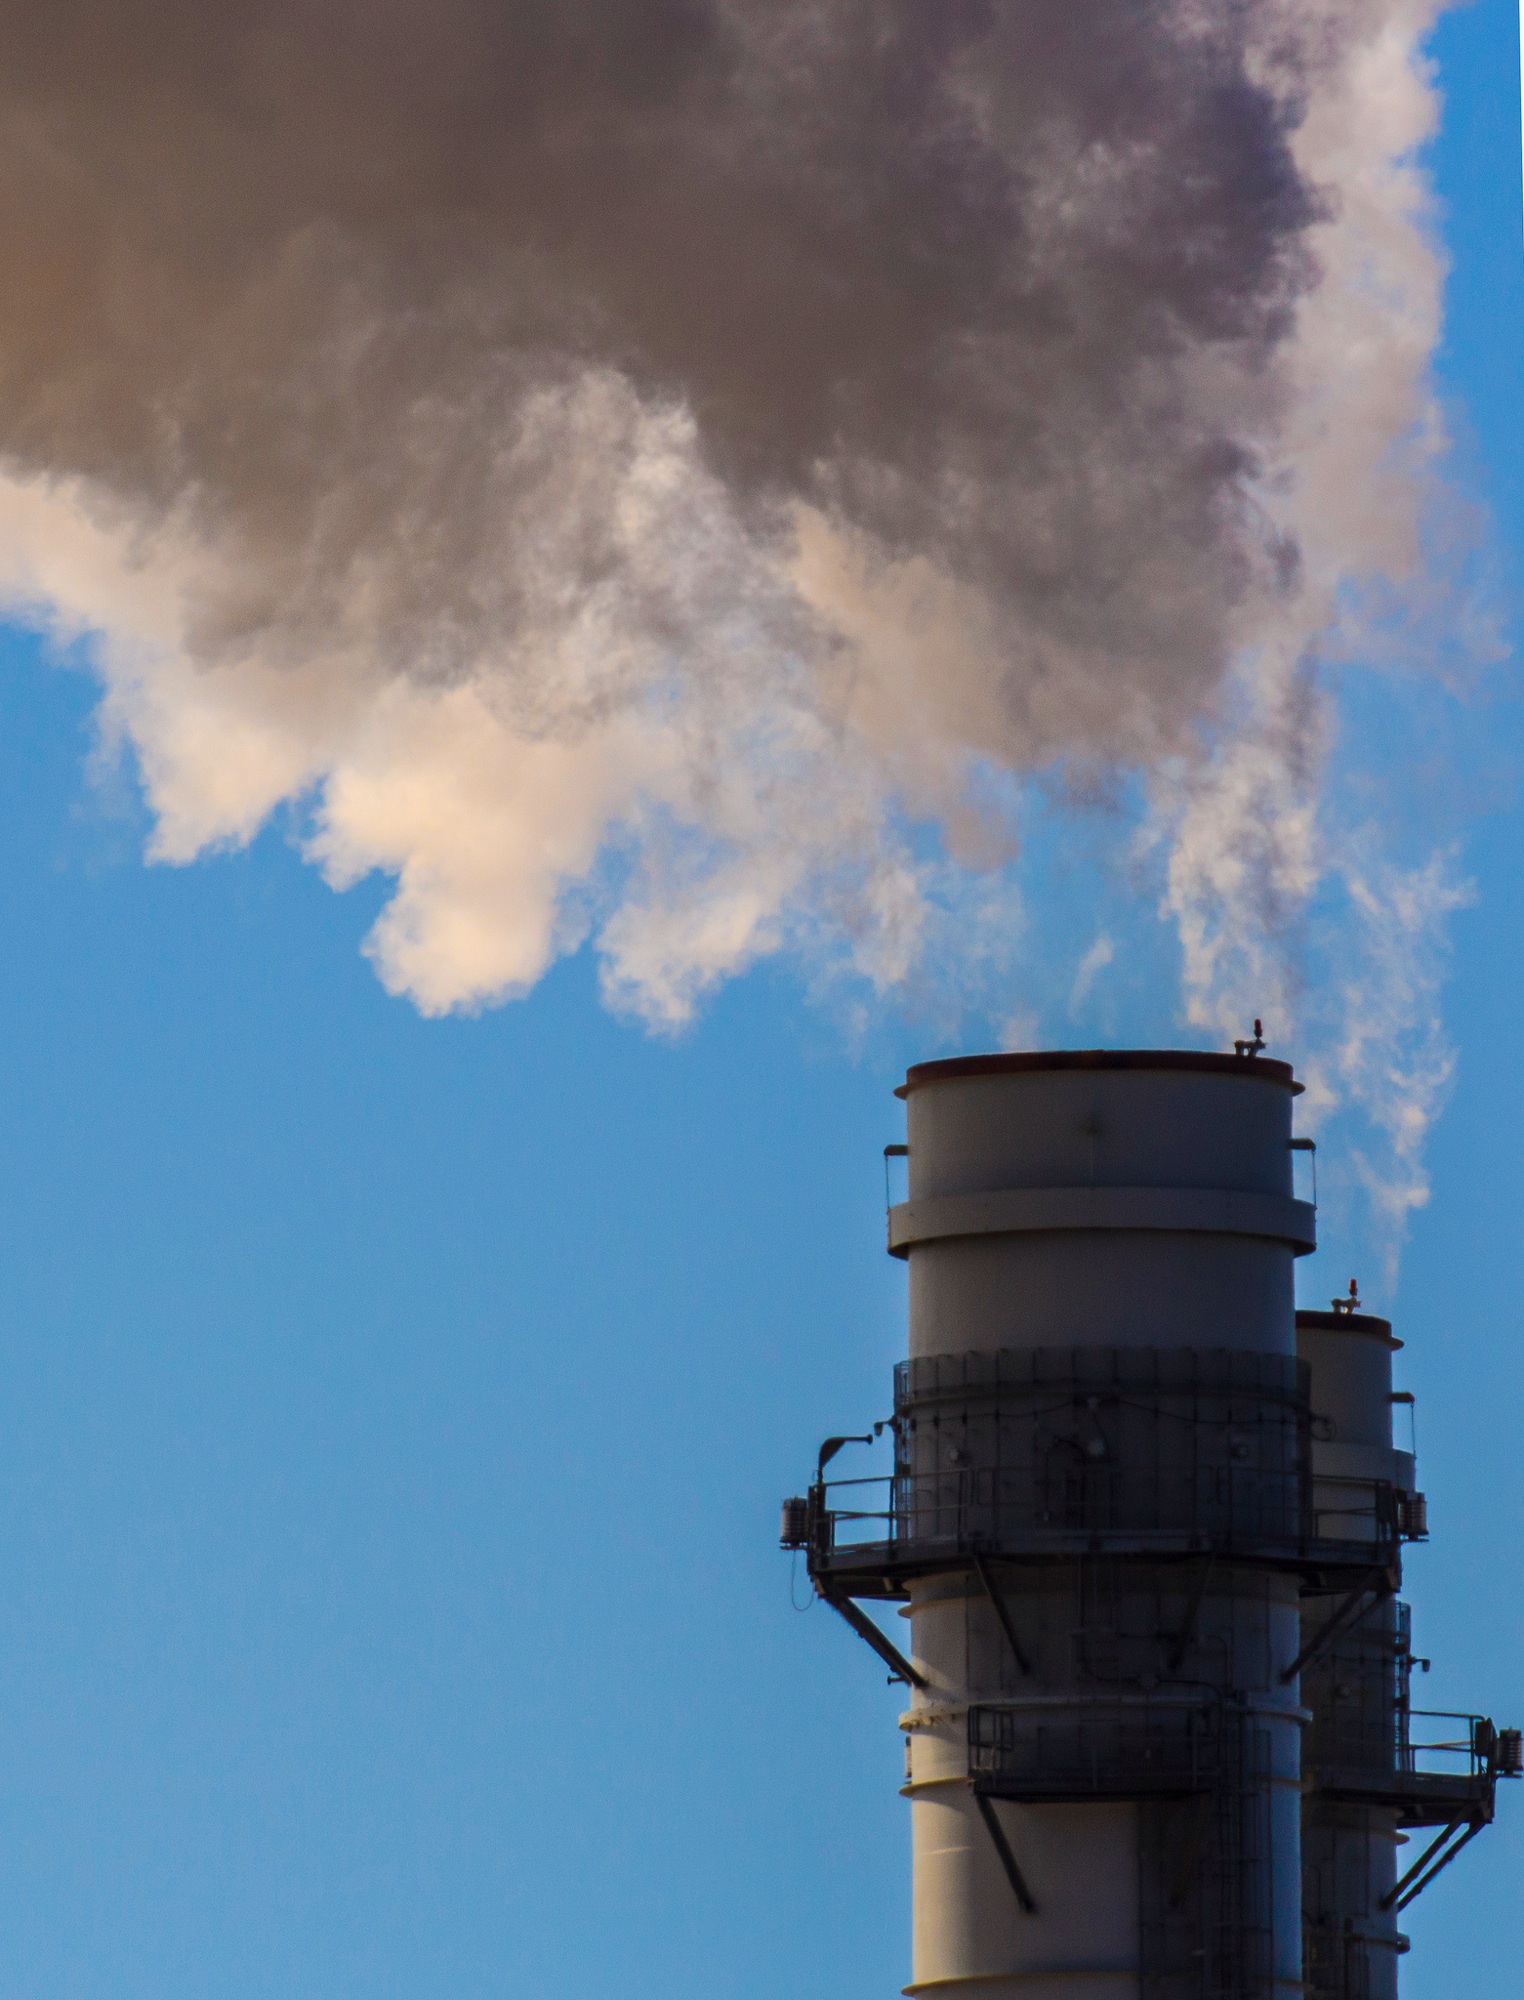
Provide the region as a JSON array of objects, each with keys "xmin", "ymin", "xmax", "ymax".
[
  {"xmin": 0, "ymin": 3, "xmax": 1316, "ymax": 701},
  {"xmin": 0, "ymin": 0, "xmax": 1468, "ymax": 1256}
]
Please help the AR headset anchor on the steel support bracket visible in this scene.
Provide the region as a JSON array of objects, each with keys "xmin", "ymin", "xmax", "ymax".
[
  {"xmin": 816, "ymin": 1579, "xmax": 929, "ymax": 1689},
  {"xmin": 1280, "ymin": 1569, "xmax": 1393, "ymax": 1685},
  {"xmin": 972, "ymin": 1551, "xmax": 1032, "ymax": 1676},
  {"xmin": 974, "ymin": 1789, "xmax": 1038, "ymax": 1915},
  {"xmin": 1383, "ymin": 1816, "xmax": 1488, "ymax": 1914},
  {"xmin": 1165, "ymin": 1555, "xmax": 1215, "ymax": 1674}
]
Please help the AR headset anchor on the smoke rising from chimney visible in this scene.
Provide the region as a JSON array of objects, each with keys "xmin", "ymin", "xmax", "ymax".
[{"xmin": 0, "ymin": 0, "xmax": 1475, "ymax": 1256}]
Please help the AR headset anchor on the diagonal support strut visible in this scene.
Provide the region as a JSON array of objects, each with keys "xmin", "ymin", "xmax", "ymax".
[
  {"xmin": 816, "ymin": 1580, "xmax": 929, "ymax": 1689},
  {"xmin": 1280, "ymin": 1569, "xmax": 1392, "ymax": 1686},
  {"xmin": 972, "ymin": 1551, "xmax": 1032, "ymax": 1676},
  {"xmin": 1165, "ymin": 1555, "xmax": 1215, "ymax": 1675},
  {"xmin": 974, "ymin": 1790, "xmax": 1038, "ymax": 1915},
  {"xmin": 1383, "ymin": 1816, "xmax": 1488, "ymax": 1913}
]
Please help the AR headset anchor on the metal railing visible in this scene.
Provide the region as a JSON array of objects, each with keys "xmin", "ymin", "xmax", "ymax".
[
  {"xmin": 805, "ymin": 1464, "xmax": 1398, "ymax": 1570},
  {"xmin": 792, "ymin": 1344, "xmax": 1426, "ymax": 1576},
  {"xmin": 1307, "ymin": 1704, "xmax": 1511, "ymax": 1828},
  {"xmin": 1402, "ymin": 1711, "xmax": 1505, "ymax": 1784},
  {"xmin": 1308, "ymin": 1475, "xmax": 1401, "ymax": 1549},
  {"xmin": 968, "ymin": 1697, "xmax": 1235, "ymax": 1802}
]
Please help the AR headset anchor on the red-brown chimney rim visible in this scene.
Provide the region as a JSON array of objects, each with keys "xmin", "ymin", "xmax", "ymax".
[{"xmin": 895, "ymin": 1048, "xmax": 1304, "ymax": 1099}]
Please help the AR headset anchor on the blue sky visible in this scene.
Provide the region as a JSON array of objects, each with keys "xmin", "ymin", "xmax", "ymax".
[{"xmin": 0, "ymin": 6, "xmax": 1515, "ymax": 1999}]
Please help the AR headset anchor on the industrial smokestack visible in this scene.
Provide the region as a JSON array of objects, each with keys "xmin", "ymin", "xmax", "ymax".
[{"xmin": 784, "ymin": 1047, "xmax": 1513, "ymax": 1996}]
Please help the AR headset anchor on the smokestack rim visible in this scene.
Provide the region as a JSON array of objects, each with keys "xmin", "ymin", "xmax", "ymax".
[
  {"xmin": 1295, "ymin": 1309, "xmax": 1399, "ymax": 1347},
  {"xmin": 896, "ymin": 1049, "xmax": 1302, "ymax": 1100}
]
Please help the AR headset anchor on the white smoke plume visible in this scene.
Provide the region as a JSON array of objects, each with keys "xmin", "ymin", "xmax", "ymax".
[{"xmin": 0, "ymin": 0, "xmax": 1480, "ymax": 1262}]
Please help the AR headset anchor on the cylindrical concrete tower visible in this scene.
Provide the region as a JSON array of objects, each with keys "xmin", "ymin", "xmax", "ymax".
[
  {"xmin": 1296, "ymin": 1304, "xmax": 1410, "ymax": 2000},
  {"xmin": 1294, "ymin": 1302, "xmax": 1511, "ymax": 1999},
  {"xmin": 890, "ymin": 1052, "xmax": 1313, "ymax": 2000},
  {"xmin": 782, "ymin": 1047, "xmax": 1516, "ymax": 2000}
]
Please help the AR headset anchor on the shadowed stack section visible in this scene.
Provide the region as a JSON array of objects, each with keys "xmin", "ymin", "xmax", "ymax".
[{"xmin": 1296, "ymin": 1304, "xmax": 1512, "ymax": 1999}]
